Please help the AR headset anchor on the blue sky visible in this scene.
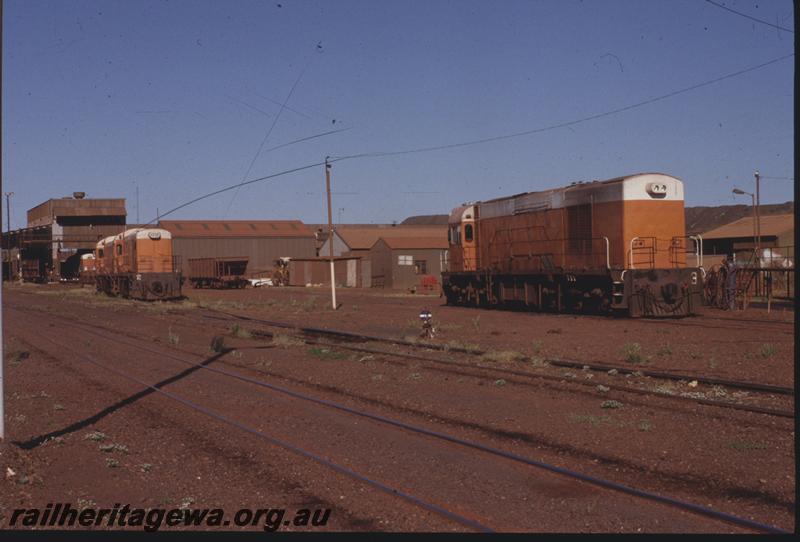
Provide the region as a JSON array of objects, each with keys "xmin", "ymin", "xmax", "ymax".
[{"xmin": 2, "ymin": 0, "xmax": 794, "ymax": 227}]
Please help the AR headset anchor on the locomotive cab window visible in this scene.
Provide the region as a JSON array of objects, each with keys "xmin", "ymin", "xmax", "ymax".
[
  {"xmin": 116, "ymin": 245, "xmax": 122, "ymax": 255},
  {"xmin": 464, "ymin": 224, "xmax": 474, "ymax": 243},
  {"xmin": 98, "ymin": 249, "xmax": 104, "ymax": 258}
]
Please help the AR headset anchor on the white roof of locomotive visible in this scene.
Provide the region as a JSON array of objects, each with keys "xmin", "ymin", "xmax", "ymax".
[
  {"xmin": 97, "ymin": 235, "xmax": 117, "ymax": 249},
  {"xmin": 476, "ymin": 173, "xmax": 683, "ymax": 220},
  {"xmin": 121, "ymin": 227, "xmax": 173, "ymax": 241}
]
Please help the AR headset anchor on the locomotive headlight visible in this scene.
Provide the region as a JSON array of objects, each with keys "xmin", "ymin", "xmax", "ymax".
[
  {"xmin": 645, "ymin": 182, "xmax": 668, "ymax": 197},
  {"xmin": 419, "ymin": 310, "xmax": 432, "ymax": 321}
]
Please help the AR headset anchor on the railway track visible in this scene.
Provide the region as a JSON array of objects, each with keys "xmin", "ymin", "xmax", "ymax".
[
  {"xmin": 195, "ymin": 307, "xmax": 794, "ymax": 412},
  {"xmin": 8, "ymin": 306, "xmax": 789, "ymax": 534}
]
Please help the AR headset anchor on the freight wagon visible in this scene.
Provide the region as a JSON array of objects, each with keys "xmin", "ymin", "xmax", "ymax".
[
  {"xmin": 95, "ymin": 228, "xmax": 182, "ymax": 300},
  {"xmin": 442, "ymin": 173, "xmax": 704, "ymax": 317},
  {"xmin": 187, "ymin": 256, "xmax": 249, "ymax": 289}
]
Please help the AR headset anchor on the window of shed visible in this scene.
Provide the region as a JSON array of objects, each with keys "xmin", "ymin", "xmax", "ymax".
[
  {"xmin": 398, "ymin": 255, "xmax": 413, "ymax": 265},
  {"xmin": 414, "ymin": 260, "xmax": 427, "ymax": 274}
]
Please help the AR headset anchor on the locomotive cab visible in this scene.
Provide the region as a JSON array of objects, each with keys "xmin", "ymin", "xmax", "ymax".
[{"xmin": 448, "ymin": 205, "xmax": 478, "ymax": 272}]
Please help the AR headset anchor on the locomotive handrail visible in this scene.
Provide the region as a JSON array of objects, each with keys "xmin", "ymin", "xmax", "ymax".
[
  {"xmin": 603, "ymin": 236, "xmax": 609, "ymax": 270},
  {"xmin": 694, "ymin": 234, "xmax": 703, "ymax": 267},
  {"xmin": 629, "ymin": 237, "xmax": 639, "ymax": 269},
  {"xmin": 675, "ymin": 235, "xmax": 703, "ymax": 269}
]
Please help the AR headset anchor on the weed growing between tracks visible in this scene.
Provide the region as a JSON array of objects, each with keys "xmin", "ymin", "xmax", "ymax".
[
  {"xmin": 272, "ymin": 333, "xmax": 305, "ymax": 348},
  {"xmin": 758, "ymin": 344, "xmax": 777, "ymax": 359},
  {"xmin": 230, "ymin": 324, "xmax": 252, "ymax": 339},
  {"xmin": 481, "ymin": 350, "xmax": 526, "ymax": 363},
  {"xmin": 568, "ymin": 414, "xmax": 616, "ymax": 428},
  {"xmin": 622, "ymin": 343, "xmax": 648, "ymax": 364},
  {"xmin": 308, "ymin": 347, "xmax": 347, "ymax": 360},
  {"xmin": 726, "ymin": 441, "xmax": 769, "ymax": 451}
]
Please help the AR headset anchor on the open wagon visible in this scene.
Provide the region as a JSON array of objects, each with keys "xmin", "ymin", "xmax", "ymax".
[{"xmin": 188, "ymin": 257, "xmax": 249, "ymax": 289}]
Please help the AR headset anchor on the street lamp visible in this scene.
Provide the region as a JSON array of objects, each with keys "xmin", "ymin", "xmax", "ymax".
[{"xmin": 732, "ymin": 188, "xmax": 757, "ymax": 260}]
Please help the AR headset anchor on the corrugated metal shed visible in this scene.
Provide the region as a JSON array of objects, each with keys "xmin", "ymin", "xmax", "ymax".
[
  {"xmin": 158, "ymin": 220, "xmax": 316, "ymax": 277},
  {"xmin": 288, "ymin": 257, "xmax": 369, "ymax": 287},
  {"xmin": 159, "ymin": 220, "xmax": 313, "ymax": 238},
  {"xmin": 701, "ymin": 214, "xmax": 794, "ymax": 240}
]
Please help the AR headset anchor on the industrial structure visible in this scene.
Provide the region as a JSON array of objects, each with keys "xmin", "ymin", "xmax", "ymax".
[
  {"xmin": 2, "ymin": 193, "xmax": 126, "ymax": 281},
  {"xmin": 157, "ymin": 220, "xmax": 316, "ymax": 277}
]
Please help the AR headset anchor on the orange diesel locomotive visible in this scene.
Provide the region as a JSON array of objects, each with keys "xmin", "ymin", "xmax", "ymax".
[
  {"xmin": 442, "ymin": 173, "xmax": 704, "ymax": 317},
  {"xmin": 95, "ymin": 228, "xmax": 182, "ymax": 300}
]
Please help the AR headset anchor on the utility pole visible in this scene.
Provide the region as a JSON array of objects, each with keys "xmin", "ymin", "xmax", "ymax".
[
  {"xmin": 1, "ymin": 0, "xmax": 5, "ymax": 441},
  {"xmin": 732, "ymin": 188, "xmax": 756, "ymax": 253},
  {"xmin": 754, "ymin": 170, "xmax": 761, "ymax": 257},
  {"xmin": 3, "ymin": 193, "xmax": 12, "ymax": 282},
  {"xmin": 4, "ymin": 192, "xmax": 11, "ymax": 234},
  {"xmin": 135, "ymin": 182, "xmax": 140, "ymax": 224},
  {"xmin": 325, "ymin": 158, "xmax": 337, "ymax": 310}
]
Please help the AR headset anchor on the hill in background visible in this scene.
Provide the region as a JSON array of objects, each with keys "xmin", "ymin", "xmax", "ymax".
[
  {"xmin": 684, "ymin": 202, "xmax": 793, "ymax": 234},
  {"xmin": 401, "ymin": 215, "xmax": 449, "ymax": 225}
]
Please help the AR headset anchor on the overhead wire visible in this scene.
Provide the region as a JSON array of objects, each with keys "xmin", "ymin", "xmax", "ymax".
[
  {"xmin": 144, "ymin": 161, "xmax": 326, "ymax": 225},
  {"xmin": 328, "ymin": 53, "xmax": 794, "ymax": 163},
  {"xmin": 223, "ymin": 56, "xmax": 315, "ymax": 218},
  {"xmin": 150, "ymin": 53, "xmax": 793, "ymax": 223},
  {"xmin": 704, "ymin": 0, "xmax": 794, "ymax": 33}
]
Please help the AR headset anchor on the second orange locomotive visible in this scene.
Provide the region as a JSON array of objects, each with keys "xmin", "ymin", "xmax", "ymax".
[
  {"xmin": 95, "ymin": 227, "xmax": 182, "ymax": 300},
  {"xmin": 442, "ymin": 172, "xmax": 704, "ymax": 317}
]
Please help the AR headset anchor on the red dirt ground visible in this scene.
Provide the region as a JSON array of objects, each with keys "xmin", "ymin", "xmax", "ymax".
[{"xmin": 1, "ymin": 283, "xmax": 794, "ymax": 532}]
